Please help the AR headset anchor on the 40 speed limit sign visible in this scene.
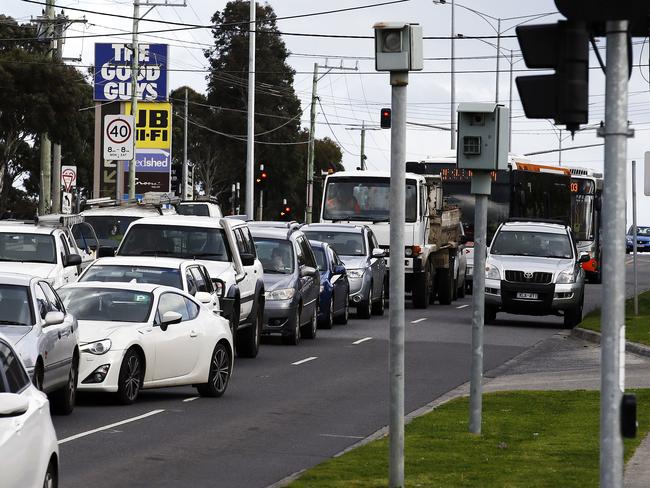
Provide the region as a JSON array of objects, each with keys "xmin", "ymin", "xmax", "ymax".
[{"xmin": 103, "ymin": 115, "xmax": 135, "ymax": 160}]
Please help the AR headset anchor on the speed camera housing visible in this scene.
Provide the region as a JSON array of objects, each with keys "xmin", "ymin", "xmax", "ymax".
[{"xmin": 373, "ymin": 22, "xmax": 423, "ymax": 72}]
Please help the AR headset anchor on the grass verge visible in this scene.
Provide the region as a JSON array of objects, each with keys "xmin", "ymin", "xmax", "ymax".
[
  {"xmin": 580, "ymin": 290, "xmax": 650, "ymax": 346},
  {"xmin": 287, "ymin": 390, "xmax": 650, "ymax": 488}
]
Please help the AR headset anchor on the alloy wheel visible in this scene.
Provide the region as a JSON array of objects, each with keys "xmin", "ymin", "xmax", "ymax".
[
  {"xmin": 124, "ymin": 355, "xmax": 141, "ymax": 402},
  {"xmin": 211, "ymin": 347, "xmax": 230, "ymax": 394}
]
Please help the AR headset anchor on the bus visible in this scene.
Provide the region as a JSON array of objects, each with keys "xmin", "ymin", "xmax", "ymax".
[{"xmin": 569, "ymin": 168, "xmax": 603, "ymax": 283}]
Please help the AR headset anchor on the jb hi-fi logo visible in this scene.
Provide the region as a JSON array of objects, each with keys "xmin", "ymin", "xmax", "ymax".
[{"xmin": 136, "ymin": 108, "xmax": 169, "ymax": 143}]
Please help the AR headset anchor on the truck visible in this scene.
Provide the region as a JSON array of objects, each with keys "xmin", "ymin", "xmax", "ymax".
[{"xmin": 320, "ymin": 170, "xmax": 463, "ymax": 308}]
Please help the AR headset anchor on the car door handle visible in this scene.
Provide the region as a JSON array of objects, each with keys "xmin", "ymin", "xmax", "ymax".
[{"xmin": 190, "ymin": 330, "xmax": 198, "ymax": 338}]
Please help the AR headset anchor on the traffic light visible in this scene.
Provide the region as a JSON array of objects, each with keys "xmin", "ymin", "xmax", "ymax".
[
  {"xmin": 380, "ymin": 108, "xmax": 392, "ymax": 129},
  {"xmin": 515, "ymin": 20, "xmax": 589, "ymax": 136},
  {"xmin": 255, "ymin": 165, "xmax": 268, "ymax": 188},
  {"xmin": 279, "ymin": 199, "xmax": 291, "ymax": 219}
]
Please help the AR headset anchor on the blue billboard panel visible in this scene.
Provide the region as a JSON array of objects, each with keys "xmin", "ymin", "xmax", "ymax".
[{"xmin": 94, "ymin": 43, "xmax": 168, "ymax": 101}]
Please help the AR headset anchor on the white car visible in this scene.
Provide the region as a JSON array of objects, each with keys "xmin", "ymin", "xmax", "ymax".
[
  {"xmin": 58, "ymin": 282, "xmax": 233, "ymax": 404},
  {"xmin": 114, "ymin": 216, "xmax": 265, "ymax": 358},
  {"xmin": 0, "ymin": 334, "xmax": 59, "ymax": 488},
  {"xmin": 77, "ymin": 256, "xmax": 221, "ymax": 314},
  {"xmin": 177, "ymin": 198, "xmax": 223, "ymax": 218},
  {"xmin": 0, "ymin": 272, "xmax": 79, "ymax": 415}
]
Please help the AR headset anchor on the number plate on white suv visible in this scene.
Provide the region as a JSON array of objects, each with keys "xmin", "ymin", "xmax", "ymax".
[{"xmin": 516, "ymin": 292, "xmax": 538, "ymax": 300}]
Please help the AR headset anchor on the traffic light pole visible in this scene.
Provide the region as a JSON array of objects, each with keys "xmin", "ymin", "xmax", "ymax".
[
  {"xmin": 257, "ymin": 189, "xmax": 264, "ymax": 221},
  {"xmin": 632, "ymin": 160, "xmax": 639, "ymax": 316},
  {"xmin": 600, "ymin": 19, "xmax": 629, "ymax": 488},
  {"xmin": 388, "ymin": 70, "xmax": 407, "ymax": 488},
  {"xmin": 183, "ymin": 87, "xmax": 189, "ymax": 200}
]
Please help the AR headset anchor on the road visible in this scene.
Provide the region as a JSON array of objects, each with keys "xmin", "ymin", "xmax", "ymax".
[{"xmin": 52, "ymin": 255, "xmax": 650, "ymax": 488}]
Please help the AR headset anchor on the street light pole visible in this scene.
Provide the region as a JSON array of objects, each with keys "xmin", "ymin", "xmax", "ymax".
[
  {"xmin": 245, "ymin": 0, "xmax": 256, "ymax": 220},
  {"xmin": 128, "ymin": 0, "xmax": 140, "ymax": 200},
  {"xmin": 495, "ymin": 18, "xmax": 501, "ymax": 103},
  {"xmin": 450, "ymin": 0, "xmax": 456, "ymax": 150}
]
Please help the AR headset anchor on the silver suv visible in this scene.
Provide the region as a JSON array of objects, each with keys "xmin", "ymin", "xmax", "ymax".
[{"xmin": 484, "ymin": 220, "xmax": 589, "ymax": 328}]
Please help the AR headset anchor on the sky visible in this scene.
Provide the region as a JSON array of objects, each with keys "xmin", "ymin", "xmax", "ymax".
[{"xmin": 5, "ymin": 0, "xmax": 650, "ymax": 225}]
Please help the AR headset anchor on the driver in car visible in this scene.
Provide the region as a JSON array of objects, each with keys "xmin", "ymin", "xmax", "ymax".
[{"xmin": 326, "ymin": 185, "xmax": 361, "ymax": 214}]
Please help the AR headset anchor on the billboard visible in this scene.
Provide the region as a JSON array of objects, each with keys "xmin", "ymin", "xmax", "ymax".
[
  {"xmin": 123, "ymin": 102, "xmax": 171, "ymax": 149},
  {"xmin": 94, "ymin": 43, "xmax": 168, "ymax": 101},
  {"xmin": 123, "ymin": 149, "xmax": 171, "ymax": 195}
]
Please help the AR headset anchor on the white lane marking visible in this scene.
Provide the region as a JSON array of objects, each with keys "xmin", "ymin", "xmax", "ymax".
[
  {"xmin": 292, "ymin": 356, "xmax": 318, "ymax": 366},
  {"xmin": 411, "ymin": 318, "xmax": 427, "ymax": 324},
  {"xmin": 319, "ymin": 433, "xmax": 364, "ymax": 439},
  {"xmin": 183, "ymin": 397, "xmax": 199, "ymax": 403},
  {"xmin": 352, "ymin": 337, "xmax": 373, "ymax": 345},
  {"xmin": 456, "ymin": 304, "xmax": 469, "ymax": 309},
  {"xmin": 58, "ymin": 409, "xmax": 165, "ymax": 445}
]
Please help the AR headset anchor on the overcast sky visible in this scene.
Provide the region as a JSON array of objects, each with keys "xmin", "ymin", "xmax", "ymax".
[{"xmin": 6, "ymin": 0, "xmax": 650, "ymax": 225}]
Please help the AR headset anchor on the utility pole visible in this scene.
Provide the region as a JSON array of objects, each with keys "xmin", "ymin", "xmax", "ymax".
[
  {"xmin": 346, "ymin": 122, "xmax": 380, "ymax": 170},
  {"xmin": 599, "ymin": 19, "xmax": 630, "ymax": 488},
  {"xmin": 38, "ymin": 0, "xmax": 56, "ymax": 215},
  {"xmin": 450, "ymin": 0, "xmax": 456, "ymax": 149},
  {"xmin": 257, "ymin": 164, "xmax": 264, "ymax": 221},
  {"xmin": 128, "ymin": 0, "xmax": 140, "ymax": 200},
  {"xmin": 632, "ymin": 160, "xmax": 639, "ymax": 316},
  {"xmin": 305, "ymin": 61, "xmax": 358, "ymax": 223},
  {"xmin": 246, "ymin": 0, "xmax": 256, "ymax": 220},
  {"xmin": 183, "ymin": 87, "xmax": 189, "ymax": 200},
  {"xmin": 495, "ymin": 18, "xmax": 501, "ymax": 103},
  {"xmin": 508, "ymin": 50, "xmax": 513, "ymax": 152},
  {"xmin": 51, "ymin": 12, "xmax": 64, "ymax": 214}
]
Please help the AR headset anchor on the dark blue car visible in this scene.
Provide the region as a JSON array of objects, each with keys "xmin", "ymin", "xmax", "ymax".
[
  {"xmin": 626, "ymin": 226, "xmax": 650, "ymax": 253},
  {"xmin": 309, "ymin": 240, "xmax": 350, "ymax": 328}
]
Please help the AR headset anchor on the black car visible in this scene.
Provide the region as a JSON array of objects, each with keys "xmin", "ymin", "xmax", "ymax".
[{"xmin": 251, "ymin": 227, "xmax": 321, "ymax": 345}]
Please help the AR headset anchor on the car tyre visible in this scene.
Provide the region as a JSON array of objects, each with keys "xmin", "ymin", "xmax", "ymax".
[
  {"xmin": 438, "ymin": 267, "xmax": 454, "ymax": 305},
  {"xmin": 303, "ymin": 306, "xmax": 318, "ymax": 339},
  {"xmin": 413, "ymin": 263, "xmax": 431, "ymax": 309},
  {"xmin": 284, "ymin": 307, "xmax": 301, "ymax": 345},
  {"xmin": 371, "ymin": 285, "xmax": 385, "ymax": 315},
  {"xmin": 51, "ymin": 354, "xmax": 77, "ymax": 415},
  {"xmin": 563, "ymin": 297, "xmax": 584, "ymax": 329},
  {"xmin": 236, "ymin": 298, "xmax": 262, "ymax": 358},
  {"xmin": 320, "ymin": 297, "xmax": 334, "ymax": 329},
  {"xmin": 43, "ymin": 458, "xmax": 57, "ymax": 488},
  {"xmin": 458, "ymin": 277, "xmax": 466, "ymax": 298},
  {"xmin": 116, "ymin": 349, "xmax": 143, "ymax": 405},
  {"xmin": 334, "ymin": 294, "xmax": 349, "ymax": 325},
  {"xmin": 33, "ymin": 361, "xmax": 44, "ymax": 391},
  {"xmin": 357, "ymin": 289, "xmax": 372, "ymax": 319},
  {"xmin": 197, "ymin": 343, "xmax": 231, "ymax": 397},
  {"xmin": 485, "ymin": 305, "xmax": 498, "ymax": 324}
]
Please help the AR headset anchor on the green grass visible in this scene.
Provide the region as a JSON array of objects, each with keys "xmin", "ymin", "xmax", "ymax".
[
  {"xmin": 580, "ymin": 290, "xmax": 650, "ymax": 346},
  {"xmin": 287, "ymin": 390, "xmax": 650, "ymax": 488}
]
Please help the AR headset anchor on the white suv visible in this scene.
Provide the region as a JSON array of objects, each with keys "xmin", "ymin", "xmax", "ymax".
[
  {"xmin": 485, "ymin": 220, "xmax": 589, "ymax": 328},
  {"xmin": 115, "ymin": 216, "xmax": 265, "ymax": 357}
]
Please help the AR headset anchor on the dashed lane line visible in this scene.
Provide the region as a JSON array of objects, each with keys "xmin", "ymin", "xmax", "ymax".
[
  {"xmin": 292, "ymin": 356, "xmax": 318, "ymax": 366},
  {"xmin": 411, "ymin": 318, "xmax": 427, "ymax": 324},
  {"xmin": 58, "ymin": 409, "xmax": 165, "ymax": 445},
  {"xmin": 456, "ymin": 304, "xmax": 469, "ymax": 309},
  {"xmin": 319, "ymin": 433, "xmax": 365, "ymax": 439},
  {"xmin": 183, "ymin": 397, "xmax": 199, "ymax": 403},
  {"xmin": 352, "ymin": 337, "xmax": 373, "ymax": 345}
]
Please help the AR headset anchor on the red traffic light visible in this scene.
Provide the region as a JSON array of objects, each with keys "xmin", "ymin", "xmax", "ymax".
[
  {"xmin": 380, "ymin": 108, "xmax": 392, "ymax": 129},
  {"xmin": 261, "ymin": 171, "xmax": 268, "ymax": 179},
  {"xmin": 284, "ymin": 207, "xmax": 291, "ymax": 213}
]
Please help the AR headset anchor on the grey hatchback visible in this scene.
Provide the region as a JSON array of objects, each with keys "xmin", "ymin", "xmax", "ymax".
[{"xmin": 250, "ymin": 227, "xmax": 320, "ymax": 345}]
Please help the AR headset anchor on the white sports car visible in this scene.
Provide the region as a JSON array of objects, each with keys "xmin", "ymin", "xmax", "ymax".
[{"xmin": 58, "ymin": 282, "xmax": 233, "ymax": 404}]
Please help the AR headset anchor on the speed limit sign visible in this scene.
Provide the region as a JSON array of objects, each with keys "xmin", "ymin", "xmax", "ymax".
[{"xmin": 103, "ymin": 115, "xmax": 135, "ymax": 160}]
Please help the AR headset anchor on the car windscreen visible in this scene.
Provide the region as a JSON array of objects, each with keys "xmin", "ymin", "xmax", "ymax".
[
  {"xmin": 302, "ymin": 230, "xmax": 365, "ymax": 257},
  {"xmin": 0, "ymin": 285, "xmax": 33, "ymax": 326},
  {"xmin": 490, "ymin": 230, "xmax": 573, "ymax": 259},
  {"xmin": 118, "ymin": 224, "xmax": 231, "ymax": 261},
  {"xmin": 254, "ymin": 238, "xmax": 295, "ymax": 274},
  {"xmin": 83, "ymin": 216, "xmax": 140, "ymax": 244},
  {"xmin": 0, "ymin": 233, "xmax": 56, "ymax": 264},
  {"xmin": 322, "ymin": 177, "xmax": 417, "ymax": 222},
  {"xmin": 177, "ymin": 204, "xmax": 209, "ymax": 217},
  {"xmin": 312, "ymin": 246, "xmax": 327, "ymax": 271},
  {"xmin": 629, "ymin": 226, "xmax": 650, "ymax": 237},
  {"xmin": 58, "ymin": 288, "xmax": 153, "ymax": 323},
  {"xmin": 80, "ymin": 265, "xmax": 183, "ymax": 289}
]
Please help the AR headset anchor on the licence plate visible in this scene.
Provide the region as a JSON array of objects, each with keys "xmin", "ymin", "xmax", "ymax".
[{"xmin": 516, "ymin": 292, "xmax": 538, "ymax": 300}]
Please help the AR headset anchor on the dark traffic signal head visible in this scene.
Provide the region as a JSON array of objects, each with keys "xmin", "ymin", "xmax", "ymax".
[
  {"xmin": 380, "ymin": 108, "xmax": 392, "ymax": 129},
  {"xmin": 256, "ymin": 169, "xmax": 268, "ymax": 186},
  {"xmin": 515, "ymin": 20, "xmax": 589, "ymax": 136}
]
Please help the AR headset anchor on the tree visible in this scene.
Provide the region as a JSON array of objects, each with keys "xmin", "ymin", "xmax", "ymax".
[{"xmin": 0, "ymin": 15, "xmax": 94, "ymax": 215}]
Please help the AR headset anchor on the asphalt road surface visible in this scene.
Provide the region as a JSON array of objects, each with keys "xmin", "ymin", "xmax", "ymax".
[{"xmin": 52, "ymin": 255, "xmax": 650, "ymax": 488}]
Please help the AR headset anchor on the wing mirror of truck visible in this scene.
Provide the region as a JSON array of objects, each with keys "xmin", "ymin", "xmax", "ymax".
[
  {"xmin": 63, "ymin": 254, "xmax": 82, "ymax": 267},
  {"xmin": 578, "ymin": 252, "xmax": 591, "ymax": 264},
  {"xmin": 372, "ymin": 248, "xmax": 385, "ymax": 258},
  {"xmin": 240, "ymin": 252, "xmax": 255, "ymax": 267}
]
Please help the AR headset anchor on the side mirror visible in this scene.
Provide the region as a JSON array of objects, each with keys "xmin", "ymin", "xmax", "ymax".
[
  {"xmin": 63, "ymin": 254, "xmax": 82, "ymax": 267},
  {"xmin": 160, "ymin": 311, "xmax": 183, "ymax": 331},
  {"xmin": 333, "ymin": 264, "xmax": 346, "ymax": 275},
  {"xmin": 372, "ymin": 248, "xmax": 385, "ymax": 258},
  {"xmin": 0, "ymin": 393, "xmax": 29, "ymax": 417},
  {"xmin": 300, "ymin": 266, "xmax": 317, "ymax": 278},
  {"xmin": 44, "ymin": 311, "xmax": 65, "ymax": 327},
  {"xmin": 195, "ymin": 291, "xmax": 213, "ymax": 305},
  {"xmin": 240, "ymin": 252, "xmax": 255, "ymax": 267},
  {"xmin": 578, "ymin": 252, "xmax": 591, "ymax": 264},
  {"xmin": 211, "ymin": 278, "xmax": 226, "ymax": 298},
  {"xmin": 97, "ymin": 246, "xmax": 115, "ymax": 258}
]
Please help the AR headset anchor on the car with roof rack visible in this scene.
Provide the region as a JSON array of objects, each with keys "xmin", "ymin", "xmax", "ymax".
[
  {"xmin": 115, "ymin": 216, "xmax": 265, "ymax": 358},
  {"xmin": 176, "ymin": 196, "xmax": 223, "ymax": 218},
  {"xmin": 484, "ymin": 219, "xmax": 589, "ymax": 328}
]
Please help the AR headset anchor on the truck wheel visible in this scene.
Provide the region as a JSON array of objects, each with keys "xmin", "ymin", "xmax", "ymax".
[
  {"xmin": 437, "ymin": 267, "xmax": 454, "ymax": 305},
  {"xmin": 412, "ymin": 265, "xmax": 431, "ymax": 309},
  {"xmin": 457, "ymin": 277, "xmax": 466, "ymax": 298}
]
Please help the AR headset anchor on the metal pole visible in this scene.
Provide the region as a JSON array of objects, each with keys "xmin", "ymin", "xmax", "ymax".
[
  {"xmin": 183, "ymin": 87, "xmax": 189, "ymax": 200},
  {"xmin": 245, "ymin": 0, "xmax": 256, "ymax": 220},
  {"xmin": 360, "ymin": 122, "xmax": 366, "ymax": 170},
  {"xmin": 236, "ymin": 182, "xmax": 241, "ymax": 214},
  {"xmin": 559, "ymin": 129, "xmax": 562, "ymax": 165},
  {"xmin": 495, "ymin": 18, "xmax": 501, "ymax": 104},
  {"xmin": 508, "ymin": 50, "xmax": 513, "ymax": 152},
  {"xmin": 39, "ymin": 0, "xmax": 56, "ymax": 215},
  {"xmin": 51, "ymin": 16, "xmax": 63, "ymax": 214},
  {"xmin": 600, "ymin": 19, "xmax": 629, "ymax": 488},
  {"xmin": 632, "ymin": 160, "xmax": 639, "ymax": 316},
  {"xmin": 450, "ymin": 0, "xmax": 456, "ymax": 150},
  {"xmin": 306, "ymin": 62, "xmax": 318, "ymax": 224},
  {"xmin": 231, "ymin": 183, "xmax": 236, "ymax": 215},
  {"xmin": 469, "ymin": 176, "xmax": 489, "ymax": 434},
  {"xmin": 258, "ymin": 189, "xmax": 264, "ymax": 221},
  {"xmin": 128, "ymin": 0, "xmax": 140, "ymax": 200},
  {"xmin": 389, "ymin": 70, "xmax": 408, "ymax": 488}
]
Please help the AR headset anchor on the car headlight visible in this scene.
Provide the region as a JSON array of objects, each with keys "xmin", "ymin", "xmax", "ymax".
[
  {"xmin": 81, "ymin": 339, "xmax": 112, "ymax": 355},
  {"xmin": 347, "ymin": 269, "xmax": 365, "ymax": 279},
  {"xmin": 265, "ymin": 288, "xmax": 295, "ymax": 301},
  {"xmin": 626, "ymin": 237, "xmax": 633, "ymax": 243},
  {"xmin": 485, "ymin": 264, "xmax": 500, "ymax": 280},
  {"xmin": 556, "ymin": 268, "xmax": 576, "ymax": 284}
]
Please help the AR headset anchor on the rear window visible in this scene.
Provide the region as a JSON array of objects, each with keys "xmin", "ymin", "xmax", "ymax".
[
  {"xmin": 301, "ymin": 230, "xmax": 365, "ymax": 257},
  {"xmin": 312, "ymin": 247, "xmax": 327, "ymax": 271},
  {"xmin": 177, "ymin": 204, "xmax": 209, "ymax": 217}
]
